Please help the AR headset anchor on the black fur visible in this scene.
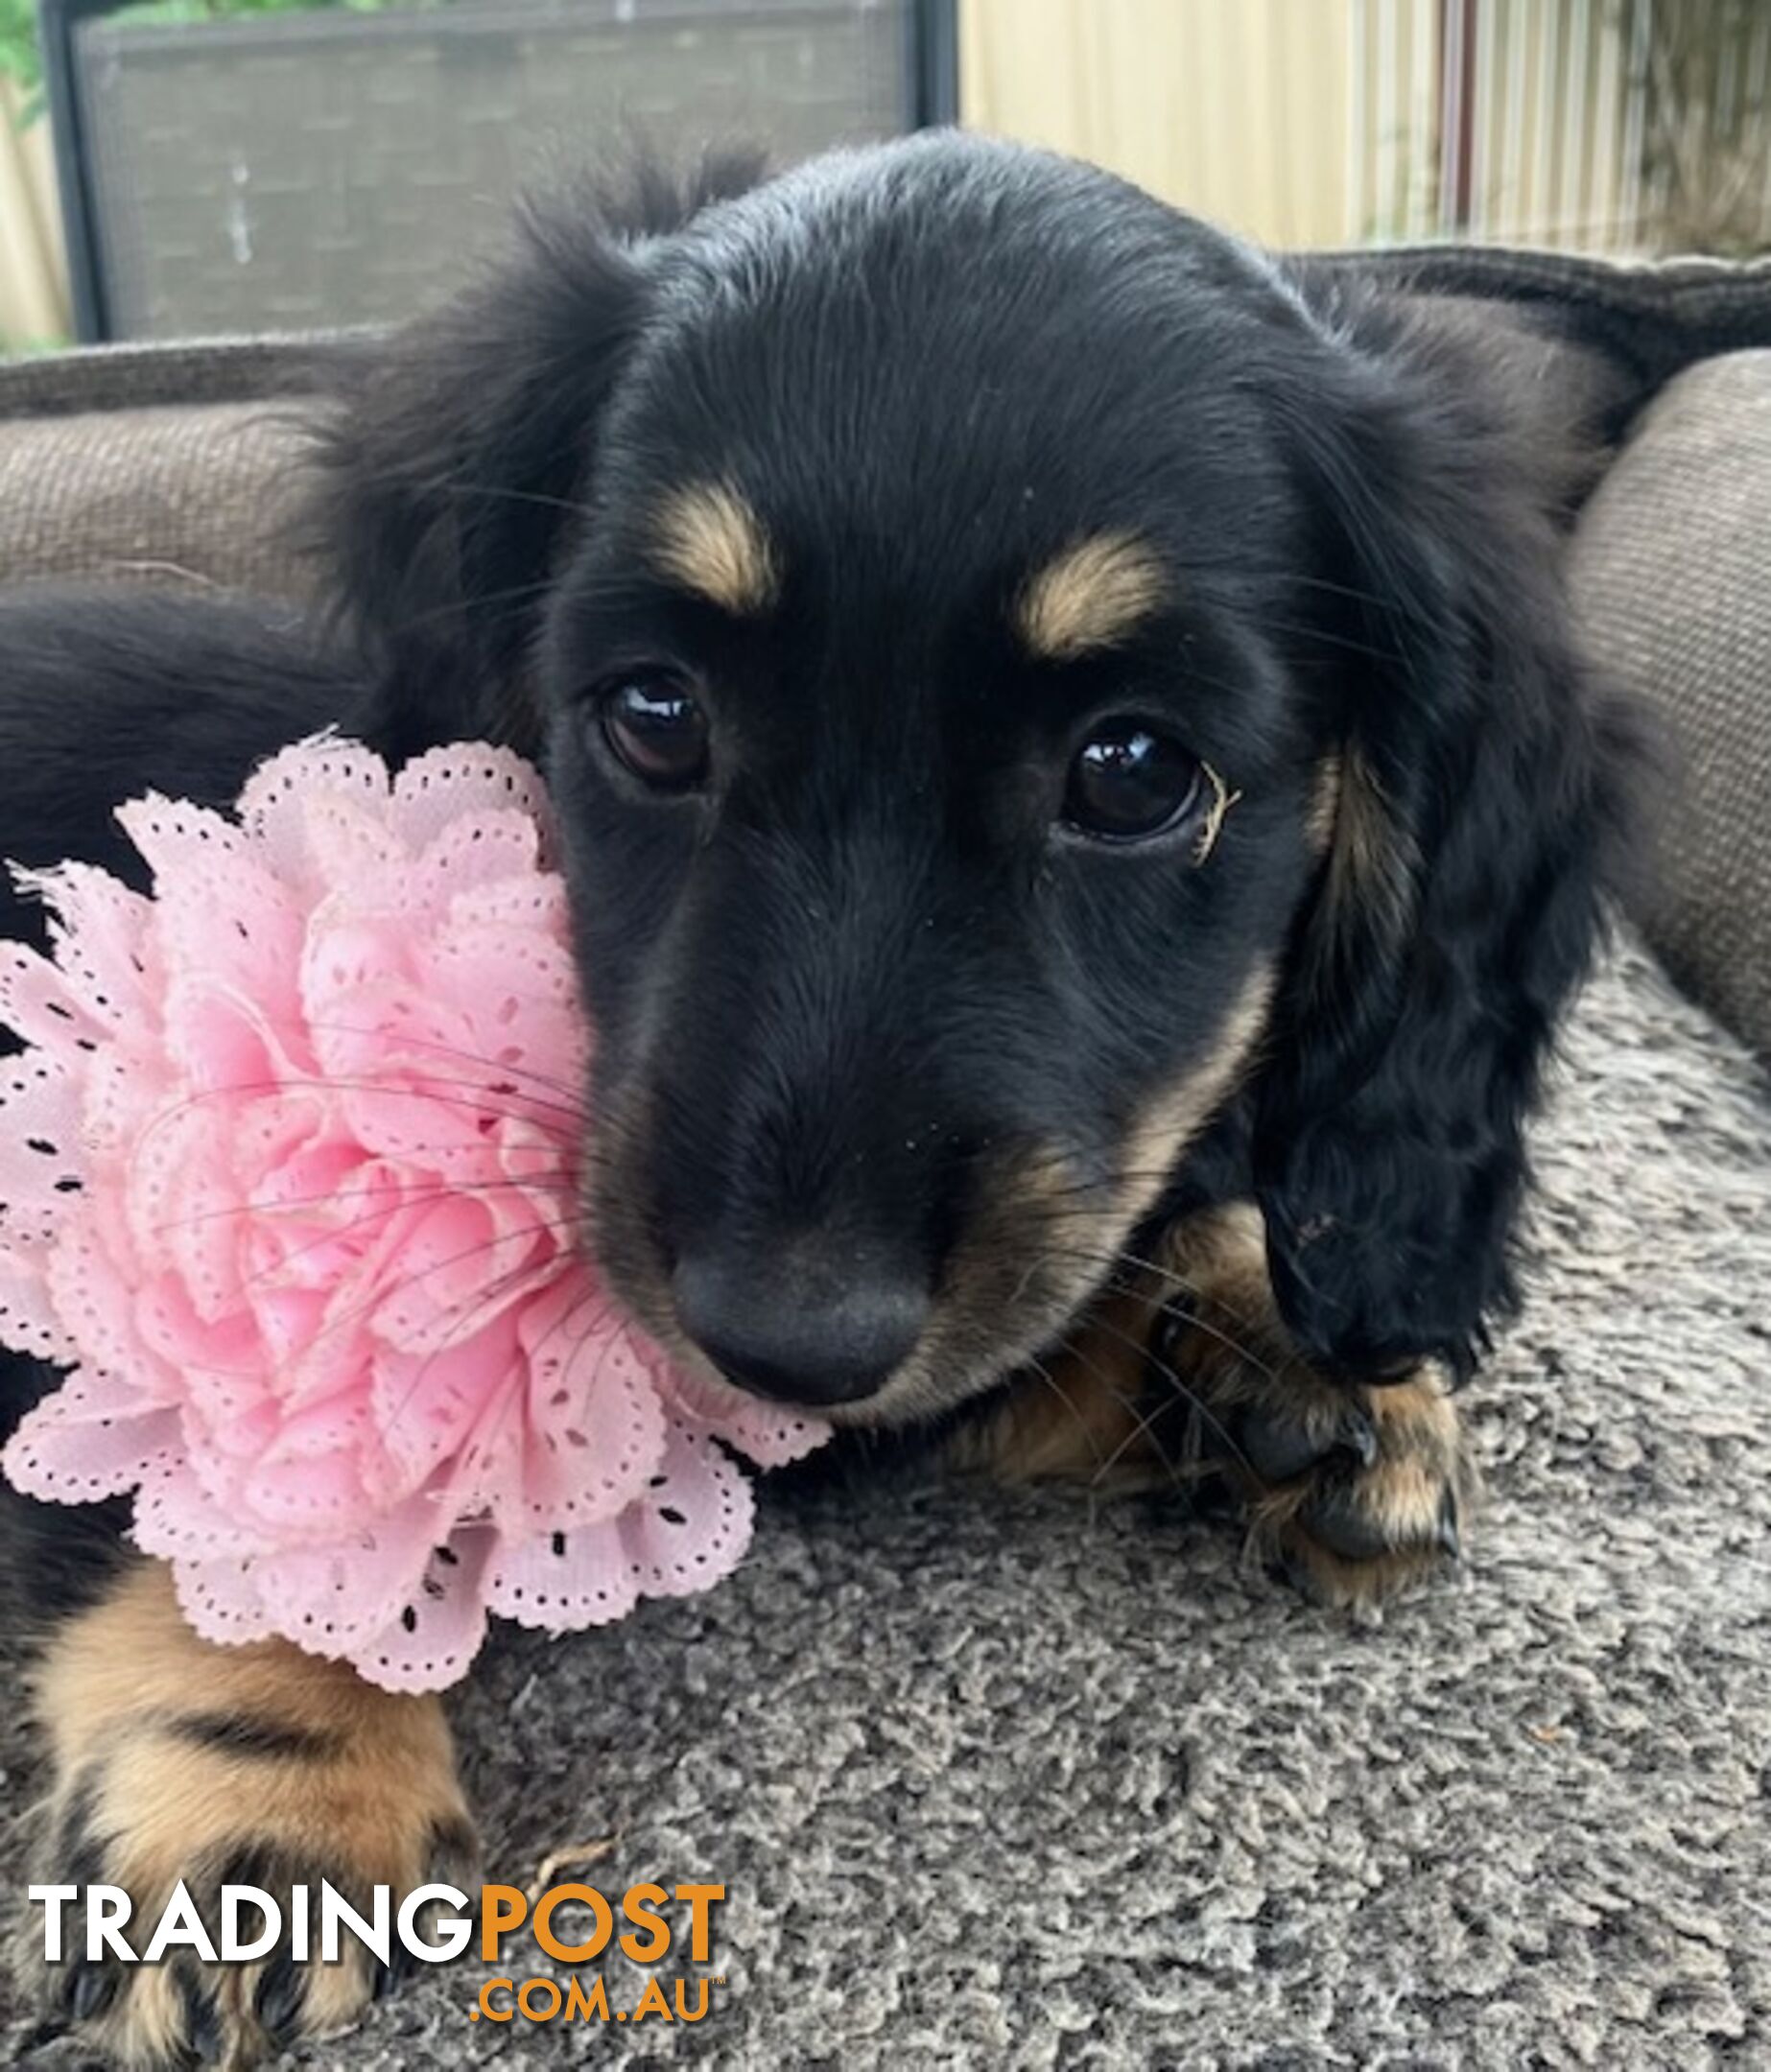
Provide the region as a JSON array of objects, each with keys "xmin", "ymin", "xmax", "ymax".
[
  {"xmin": 0, "ymin": 136, "xmax": 1684, "ymax": 1597},
  {"xmin": 0, "ymin": 592, "xmax": 363, "ymax": 1620},
  {"xmin": 299, "ymin": 135, "xmax": 1652, "ymax": 1401},
  {"xmin": 0, "ymin": 589, "xmax": 363, "ymax": 948},
  {"xmin": 1249, "ymin": 321, "xmax": 1649, "ymax": 1380}
]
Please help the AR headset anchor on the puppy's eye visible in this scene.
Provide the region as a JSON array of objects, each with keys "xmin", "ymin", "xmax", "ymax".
[
  {"xmin": 1062, "ymin": 722, "xmax": 1201, "ymax": 841},
  {"xmin": 599, "ymin": 674, "xmax": 710, "ymax": 792}
]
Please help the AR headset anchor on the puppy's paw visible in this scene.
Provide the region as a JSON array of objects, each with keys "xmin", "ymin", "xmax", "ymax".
[
  {"xmin": 1162, "ymin": 1300, "xmax": 1475, "ymax": 1607},
  {"xmin": 16, "ymin": 1564, "xmax": 475, "ymax": 2069}
]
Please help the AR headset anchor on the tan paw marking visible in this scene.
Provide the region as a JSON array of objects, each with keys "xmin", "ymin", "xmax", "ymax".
[
  {"xmin": 959, "ymin": 1201, "xmax": 1476, "ymax": 1610},
  {"xmin": 1146, "ymin": 1204, "xmax": 1476, "ymax": 1605},
  {"xmin": 18, "ymin": 1563, "xmax": 476, "ymax": 2069}
]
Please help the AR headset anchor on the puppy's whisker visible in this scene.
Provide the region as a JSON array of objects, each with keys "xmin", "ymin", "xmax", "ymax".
[
  {"xmin": 373, "ymin": 576, "xmax": 557, "ymax": 638},
  {"xmin": 437, "ymin": 479, "xmax": 602, "ymax": 524},
  {"xmin": 150, "ymin": 1170, "xmax": 583, "ymax": 1234},
  {"xmin": 171, "ymin": 1212, "xmax": 587, "ymax": 1380},
  {"xmin": 1017, "ymin": 1351, "xmax": 1115, "ymax": 1476},
  {"xmin": 1280, "ymin": 571, "xmax": 1403, "ymax": 611},
  {"xmin": 1258, "ymin": 617, "xmax": 1406, "ymax": 667},
  {"xmin": 278, "ymin": 1213, "xmax": 602, "ymax": 1410},
  {"xmin": 1106, "ymin": 1276, "xmax": 1278, "ymax": 1379},
  {"xmin": 380, "ymin": 1263, "xmax": 623, "ymax": 1456},
  {"xmin": 1029, "ymin": 1236, "xmax": 1274, "ymax": 1351},
  {"xmin": 1035, "ymin": 1335, "xmax": 1188, "ymax": 1489},
  {"xmin": 1049, "ymin": 1258, "xmax": 1281, "ymax": 1395},
  {"xmin": 1004, "ymin": 1166, "xmax": 1193, "ymax": 1206},
  {"xmin": 300, "ymin": 1019, "xmax": 587, "ymax": 1102},
  {"xmin": 1089, "ymin": 1364, "xmax": 1213, "ymax": 1491},
  {"xmin": 1100, "ymin": 1246, "xmax": 1274, "ymax": 1344},
  {"xmin": 130, "ymin": 1074, "xmax": 588, "ymax": 1158},
  {"xmin": 1056, "ymin": 1304, "xmax": 1253, "ymax": 1471},
  {"xmin": 1006, "ymin": 1254, "xmax": 1047, "ymax": 1307}
]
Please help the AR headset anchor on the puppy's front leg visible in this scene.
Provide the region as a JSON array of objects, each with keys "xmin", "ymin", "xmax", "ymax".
[
  {"xmin": 19, "ymin": 1557, "xmax": 476, "ymax": 2068},
  {"xmin": 963, "ymin": 1202, "xmax": 1474, "ymax": 1606}
]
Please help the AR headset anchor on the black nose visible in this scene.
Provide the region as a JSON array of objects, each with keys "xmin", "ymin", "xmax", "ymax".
[{"xmin": 672, "ymin": 1248, "xmax": 928, "ymax": 1407}]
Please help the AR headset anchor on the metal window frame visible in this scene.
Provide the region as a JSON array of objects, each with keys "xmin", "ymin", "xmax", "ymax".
[
  {"xmin": 37, "ymin": 0, "xmax": 120, "ymax": 342},
  {"xmin": 910, "ymin": 0, "xmax": 961, "ymax": 130},
  {"xmin": 37, "ymin": 0, "xmax": 961, "ymax": 344}
]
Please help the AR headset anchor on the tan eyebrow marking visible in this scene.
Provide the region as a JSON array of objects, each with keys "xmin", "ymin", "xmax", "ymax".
[
  {"xmin": 649, "ymin": 482, "xmax": 780, "ymax": 615},
  {"xmin": 1014, "ymin": 531, "xmax": 1166, "ymax": 661}
]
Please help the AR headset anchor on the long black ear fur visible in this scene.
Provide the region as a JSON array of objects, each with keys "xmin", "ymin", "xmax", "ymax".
[{"xmin": 1253, "ymin": 317, "xmax": 1650, "ymax": 1382}]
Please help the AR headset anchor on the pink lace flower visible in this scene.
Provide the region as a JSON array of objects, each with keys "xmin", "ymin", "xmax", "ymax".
[{"xmin": 0, "ymin": 738, "xmax": 825, "ymax": 1690}]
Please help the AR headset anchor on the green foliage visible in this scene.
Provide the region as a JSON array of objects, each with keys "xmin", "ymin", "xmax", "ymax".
[
  {"xmin": 2, "ymin": 0, "xmax": 428, "ymax": 124},
  {"xmin": 0, "ymin": 0, "xmax": 42, "ymax": 100}
]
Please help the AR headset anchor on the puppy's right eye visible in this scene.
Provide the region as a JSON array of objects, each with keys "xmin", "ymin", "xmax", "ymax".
[
  {"xmin": 1061, "ymin": 720, "xmax": 1201, "ymax": 843},
  {"xmin": 599, "ymin": 673, "xmax": 710, "ymax": 792}
]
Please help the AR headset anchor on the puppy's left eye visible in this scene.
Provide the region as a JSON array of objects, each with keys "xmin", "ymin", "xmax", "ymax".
[
  {"xmin": 599, "ymin": 673, "xmax": 711, "ymax": 792},
  {"xmin": 1062, "ymin": 722, "xmax": 1201, "ymax": 841}
]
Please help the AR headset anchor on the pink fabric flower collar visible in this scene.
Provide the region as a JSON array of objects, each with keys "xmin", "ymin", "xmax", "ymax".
[{"xmin": 0, "ymin": 738, "xmax": 825, "ymax": 1690}]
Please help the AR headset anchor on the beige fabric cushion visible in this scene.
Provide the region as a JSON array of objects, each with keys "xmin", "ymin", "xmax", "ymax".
[
  {"xmin": 0, "ymin": 337, "xmax": 340, "ymax": 419},
  {"xmin": 1570, "ymin": 351, "xmax": 1771, "ymax": 1064},
  {"xmin": 0, "ymin": 399, "xmax": 312, "ymax": 599}
]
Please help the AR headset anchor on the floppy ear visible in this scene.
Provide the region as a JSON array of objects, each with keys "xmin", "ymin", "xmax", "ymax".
[
  {"xmin": 1252, "ymin": 349, "xmax": 1645, "ymax": 1381},
  {"xmin": 302, "ymin": 155, "xmax": 763, "ymax": 761}
]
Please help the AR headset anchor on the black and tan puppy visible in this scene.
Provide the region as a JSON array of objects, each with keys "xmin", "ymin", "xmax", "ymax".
[{"xmin": 0, "ymin": 133, "xmax": 1669, "ymax": 2063}]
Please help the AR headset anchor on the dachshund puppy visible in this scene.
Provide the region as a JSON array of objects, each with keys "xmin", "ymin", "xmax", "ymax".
[{"xmin": 0, "ymin": 134, "xmax": 1650, "ymax": 2064}]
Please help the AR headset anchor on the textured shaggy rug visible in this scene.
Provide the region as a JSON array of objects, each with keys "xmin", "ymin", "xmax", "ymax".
[{"xmin": 4, "ymin": 932, "xmax": 1768, "ymax": 2070}]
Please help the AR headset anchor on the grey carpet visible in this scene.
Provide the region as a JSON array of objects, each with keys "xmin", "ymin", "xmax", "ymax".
[{"xmin": 5, "ymin": 931, "xmax": 1769, "ymax": 2070}]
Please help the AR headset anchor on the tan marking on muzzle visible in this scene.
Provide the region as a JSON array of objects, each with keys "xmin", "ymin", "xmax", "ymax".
[
  {"xmin": 853, "ymin": 958, "xmax": 1277, "ymax": 1431},
  {"xmin": 1115, "ymin": 959, "xmax": 1275, "ymax": 1224}
]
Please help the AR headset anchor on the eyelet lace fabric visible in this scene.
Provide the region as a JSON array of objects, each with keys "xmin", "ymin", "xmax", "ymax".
[{"xmin": 0, "ymin": 737, "xmax": 826, "ymax": 1690}]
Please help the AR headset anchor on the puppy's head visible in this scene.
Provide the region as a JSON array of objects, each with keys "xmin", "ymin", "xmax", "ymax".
[{"xmin": 313, "ymin": 135, "xmax": 1634, "ymax": 1422}]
